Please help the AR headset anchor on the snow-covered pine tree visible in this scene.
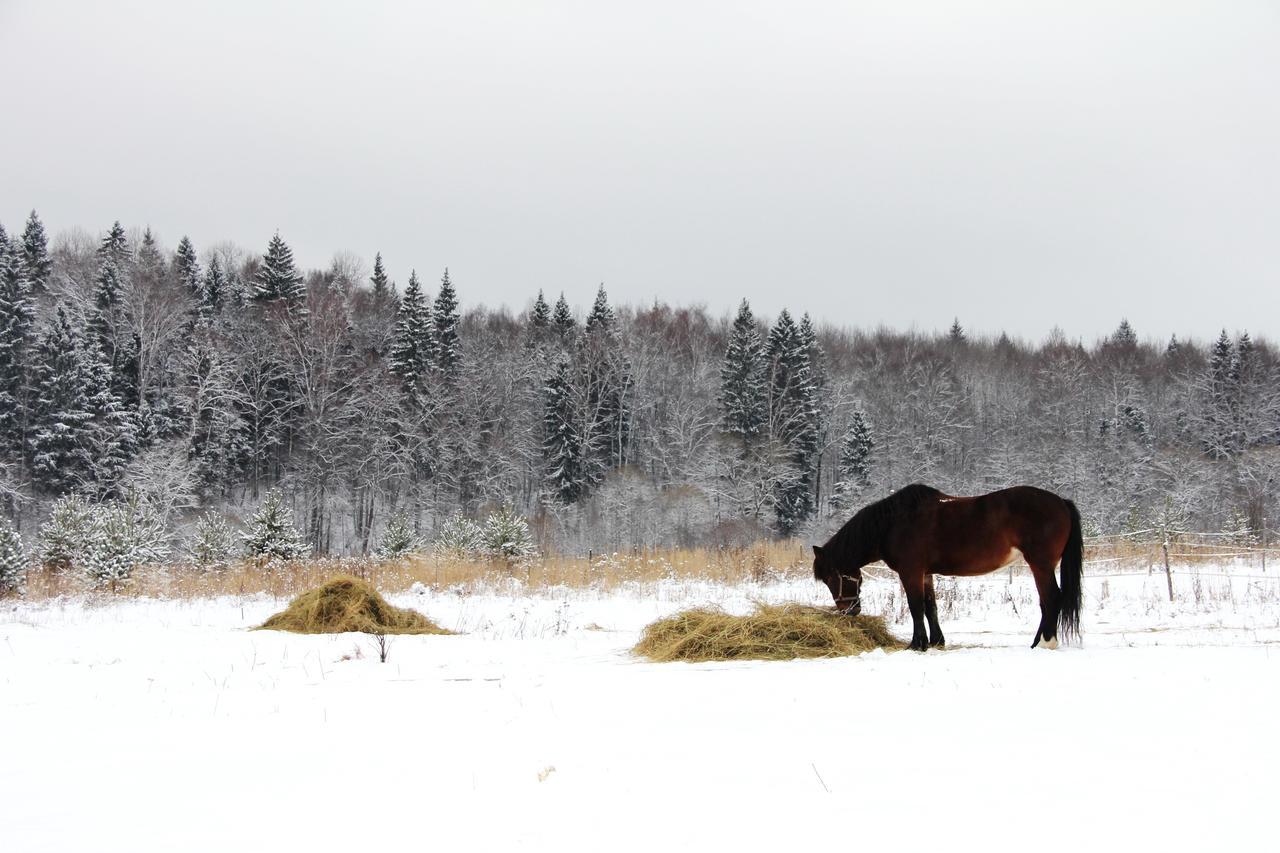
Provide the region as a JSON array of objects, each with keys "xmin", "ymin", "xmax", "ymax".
[
  {"xmin": 552, "ymin": 292, "xmax": 575, "ymax": 339},
  {"xmin": 432, "ymin": 514, "xmax": 484, "ymax": 557},
  {"xmin": 37, "ymin": 494, "xmax": 95, "ymax": 572},
  {"xmin": 201, "ymin": 256, "xmax": 226, "ymax": 316},
  {"xmin": 173, "ymin": 236, "xmax": 202, "ymax": 297},
  {"xmin": 29, "ymin": 308, "xmax": 97, "ymax": 494},
  {"xmin": 432, "ymin": 268, "xmax": 461, "ymax": 383},
  {"xmin": 765, "ymin": 308, "xmax": 820, "ymax": 534},
  {"xmin": 0, "ymin": 518, "xmax": 27, "ymax": 596},
  {"xmin": 253, "ymin": 232, "xmax": 306, "ymax": 307},
  {"xmin": 481, "ymin": 504, "xmax": 536, "ymax": 559},
  {"xmin": 97, "ymin": 221, "xmax": 130, "ymax": 266},
  {"xmin": 136, "ymin": 227, "xmax": 166, "ymax": 282},
  {"xmin": 20, "ymin": 210, "xmax": 52, "ymax": 295},
  {"xmin": 1203, "ymin": 330, "xmax": 1236, "ymax": 458},
  {"xmin": 0, "ymin": 234, "xmax": 36, "ymax": 458},
  {"xmin": 719, "ymin": 299, "xmax": 766, "ymax": 442},
  {"xmin": 85, "ymin": 494, "xmax": 169, "ymax": 590},
  {"xmin": 531, "ymin": 290, "xmax": 551, "ymax": 330},
  {"xmin": 542, "ymin": 356, "xmax": 585, "ymax": 503},
  {"xmin": 82, "ymin": 338, "xmax": 138, "ymax": 498},
  {"xmin": 831, "ymin": 409, "xmax": 874, "ymax": 511},
  {"xmin": 584, "ymin": 284, "xmax": 617, "ymax": 334},
  {"xmin": 389, "ymin": 270, "xmax": 432, "ymax": 387},
  {"xmin": 243, "ymin": 489, "xmax": 309, "ymax": 563},
  {"xmin": 374, "ymin": 510, "xmax": 419, "ymax": 559},
  {"xmin": 1111, "ymin": 319, "xmax": 1138, "ymax": 349},
  {"xmin": 189, "ymin": 510, "xmax": 237, "ymax": 569},
  {"xmin": 370, "ymin": 252, "xmax": 390, "ymax": 301},
  {"xmin": 798, "ymin": 313, "xmax": 825, "ymax": 391},
  {"xmin": 948, "ymin": 318, "xmax": 966, "ymax": 344}
]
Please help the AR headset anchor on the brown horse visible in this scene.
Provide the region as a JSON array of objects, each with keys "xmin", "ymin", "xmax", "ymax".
[{"xmin": 813, "ymin": 484, "xmax": 1082, "ymax": 651}]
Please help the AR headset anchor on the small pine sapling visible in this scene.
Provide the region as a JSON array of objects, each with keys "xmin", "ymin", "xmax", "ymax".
[
  {"xmin": 481, "ymin": 504, "xmax": 537, "ymax": 560},
  {"xmin": 189, "ymin": 511, "xmax": 237, "ymax": 570},
  {"xmin": 0, "ymin": 519, "xmax": 27, "ymax": 596},
  {"xmin": 242, "ymin": 489, "xmax": 310, "ymax": 565},
  {"xmin": 375, "ymin": 510, "xmax": 419, "ymax": 560},
  {"xmin": 38, "ymin": 495, "xmax": 95, "ymax": 573}
]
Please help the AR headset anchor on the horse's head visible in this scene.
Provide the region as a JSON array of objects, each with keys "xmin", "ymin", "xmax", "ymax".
[{"xmin": 812, "ymin": 544, "xmax": 862, "ymax": 616}]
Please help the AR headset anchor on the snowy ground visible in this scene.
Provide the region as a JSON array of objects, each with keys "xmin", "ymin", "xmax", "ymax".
[{"xmin": 3, "ymin": 566, "xmax": 1278, "ymax": 852}]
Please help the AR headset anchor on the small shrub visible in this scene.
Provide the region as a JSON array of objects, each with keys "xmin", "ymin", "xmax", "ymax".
[
  {"xmin": 375, "ymin": 510, "xmax": 419, "ymax": 560},
  {"xmin": 243, "ymin": 489, "xmax": 309, "ymax": 563},
  {"xmin": 433, "ymin": 514, "xmax": 483, "ymax": 557},
  {"xmin": 38, "ymin": 495, "xmax": 94, "ymax": 572},
  {"xmin": 189, "ymin": 511, "xmax": 237, "ymax": 569}
]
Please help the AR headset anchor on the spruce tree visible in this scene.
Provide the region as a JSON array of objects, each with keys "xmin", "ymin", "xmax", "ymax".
[
  {"xmin": 831, "ymin": 409, "xmax": 874, "ymax": 510},
  {"xmin": 531, "ymin": 290, "xmax": 551, "ymax": 329},
  {"xmin": 82, "ymin": 338, "xmax": 138, "ymax": 498},
  {"xmin": 481, "ymin": 504, "xmax": 536, "ymax": 559},
  {"xmin": 85, "ymin": 494, "xmax": 169, "ymax": 589},
  {"xmin": 174, "ymin": 236, "xmax": 202, "ymax": 296},
  {"xmin": 542, "ymin": 356, "xmax": 585, "ymax": 503},
  {"xmin": 432, "ymin": 268, "xmax": 461, "ymax": 382},
  {"xmin": 948, "ymin": 318, "xmax": 966, "ymax": 344},
  {"xmin": 1111, "ymin": 319, "xmax": 1137, "ymax": 349},
  {"xmin": 20, "ymin": 211, "xmax": 52, "ymax": 295},
  {"xmin": 585, "ymin": 284, "xmax": 616, "ymax": 334},
  {"xmin": 243, "ymin": 489, "xmax": 309, "ymax": 562},
  {"xmin": 201, "ymin": 256, "xmax": 226, "ymax": 315},
  {"xmin": 136, "ymin": 227, "xmax": 166, "ymax": 282},
  {"xmin": 389, "ymin": 270, "xmax": 432, "ymax": 386},
  {"xmin": 0, "ymin": 236, "xmax": 36, "ymax": 458},
  {"xmin": 189, "ymin": 511, "xmax": 237, "ymax": 569},
  {"xmin": 29, "ymin": 308, "xmax": 96, "ymax": 494},
  {"xmin": 37, "ymin": 494, "xmax": 95, "ymax": 572},
  {"xmin": 765, "ymin": 309, "xmax": 820, "ymax": 534},
  {"xmin": 253, "ymin": 232, "xmax": 306, "ymax": 306},
  {"xmin": 0, "ymin": 518, "xmax": 26, "ymax": 596},
  {"xmin": 719, "ymin": 299, "xmax": 766, "ymax": 441},
  {"xmin": 98, "ymin": 221, "xmax": 130, "ymax": 266},
  {"xmin": 552, "ymin": 292, "xmax": 575, "ymax": 338},
  {"xmin": 370, "ymin": 252, "xmax": 391, "ymax": 300}
]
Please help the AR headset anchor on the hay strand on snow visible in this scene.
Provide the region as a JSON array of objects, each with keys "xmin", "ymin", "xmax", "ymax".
[
  {"xmin": 633, "ymin": 603, "xmax": 900, "ymax": 662},
  {"xmin": 257, "ymin": 575, "xmax": 452, "ymax": 635}
]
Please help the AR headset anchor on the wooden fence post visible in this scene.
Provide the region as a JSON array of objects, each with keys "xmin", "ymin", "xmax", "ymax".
[{"xmin": 1162, "ymin": 537, "xmax": 1174, "ymax": 602}]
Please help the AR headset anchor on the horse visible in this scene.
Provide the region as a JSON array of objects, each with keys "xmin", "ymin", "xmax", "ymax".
[{"xmin": 812, "ymin": 483, "xmax": 1083, "ymax": 651}]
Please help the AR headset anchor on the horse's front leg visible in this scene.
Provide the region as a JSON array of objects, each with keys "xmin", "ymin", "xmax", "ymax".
[
  {"xmin": 924, "ymin": 574, "xmax": 945, "ymax": 647},
  {"xmin": 901, "ymin": 571, "xmax": 929, "ymax": 651}
]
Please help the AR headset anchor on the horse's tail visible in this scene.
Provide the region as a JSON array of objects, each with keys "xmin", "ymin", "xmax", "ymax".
[{"xmin": 1058, "ymin": 499, "xmax": 1083, "ymax": 642}]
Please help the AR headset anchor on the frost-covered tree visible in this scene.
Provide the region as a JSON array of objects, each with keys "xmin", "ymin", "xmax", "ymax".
[
  {"xmin": 173, "ymin": 236, "xmax": 202, "ymax": 297},
  {"xmin": 243, "ymin": 488, "xmax": 309, "ymax": 562},
  {"xmin": 432, "ymin": 514, "xmax": 484, "ymax": 557},
  {"xmin": 38, "ymin": 494, "xmax": 95, "ymax": 572},
  {"xmin": 370, "ymin": 252, "xmax": 391, "ymax": 301},
  {"xmin": 948, "ymin": 318, "xmax": 966, "ymax": 344},
  {"xmin": 542, "ymin": 356, "xmax": 585, "ymax": 503},
  {"xmin": 201, "ymin": 256, "xmax": 226, "ymax": 316},
  {"xmin": 585, "ymin": 284, "xmax": 617, "ymax": 334},
  {"xmin": 253, "ymin": 232, "xmax": 306, "ymax": 306},
  {"xmin": 389, "ymin": 270, "xmax": 432, "ymax": 386},
  {"xmin": 189, "ymin": 511, "xmax": 237, "ymax": 569},
  {"xmin": 0, "ymin": 518, "xmax": 27, "ymax": 595},
  {"xmin": 764, "ymin": 309, "xmax": 820, "ymax": 534},
  {"xmin": 719, "ymin": 299, "xmax": 765, "ymax": 442},
  {"xmin": 98, "ymin": 221, "xmax": 130, "ymax": 266},
  {"xmin": 831, "ymin": 409, "xmax": 874, "ymax": 511},
  {"xmin": 552, "ymin": 292, "xmax": 575, "ymax": 338},
  {"xmin": 29, "ymin": 308, "xmax": 96, "ymax": 494},
  {"xmin": 374, "ymin": 510, "xmax": 419, "ymax": 559},
  {"xmin": 85, "ymin": 494, "xmax": 169, "ymax": 589},
  {"xmin": 481, "ymin": 504, "xmax": 536, "ymax": 559},
  {"xmin": 0, "ymin": 234, "xmax": 36, "ymax": 458},
  {"xmin": 20, "ymin": 210, "xmax": 52, "ymax": 295},
  {"xmin": 530, "ymin": 290, "xmax": 551, "ymax": 330},
  {"xmin": 432, "ymin": 268, "xmax": 461, "ymax": 383}
]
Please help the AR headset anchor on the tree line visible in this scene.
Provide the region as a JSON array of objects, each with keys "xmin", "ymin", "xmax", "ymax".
[{"xmin": 1, "ymin": 211, "xmax": 1277, "ymax": 560}]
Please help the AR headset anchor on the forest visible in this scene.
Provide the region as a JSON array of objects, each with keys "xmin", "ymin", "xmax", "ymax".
[{"xmin": 1, "ymin": 211, "xmax": 1277, "ymax": 562}]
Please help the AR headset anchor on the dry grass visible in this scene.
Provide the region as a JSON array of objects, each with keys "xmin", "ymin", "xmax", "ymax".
[
  {"xmin": 257, "ymin": 576, "xmax": 451, "ymax": 635},
  {"xmin": 13, "ymin": 535, "xmax": 1272, "ymax": 603},
  {"xmin": 633, "ymin": 603, "xmax": 902, "ymax": 662}
]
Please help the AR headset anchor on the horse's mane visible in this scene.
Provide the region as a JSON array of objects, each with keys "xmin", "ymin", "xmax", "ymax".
[{"xmin": 819, "ymin": 483, "xmax": 941, "ymax": 573}]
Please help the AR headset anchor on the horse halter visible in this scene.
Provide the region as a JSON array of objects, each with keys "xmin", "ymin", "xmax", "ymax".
[{"xmin": 834, "ymin": 572, "xmax": 862, "ymax": 616}]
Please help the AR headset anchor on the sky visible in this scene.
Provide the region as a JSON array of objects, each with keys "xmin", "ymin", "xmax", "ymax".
[{"xmin": 1, "ymin": 1, "xmax": 1277, "ymax": 343}]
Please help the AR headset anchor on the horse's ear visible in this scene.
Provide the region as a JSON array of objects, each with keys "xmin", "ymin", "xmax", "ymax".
[{"xmin": 812, "ymin": 544, "xmax": 824, "ymax": 557}]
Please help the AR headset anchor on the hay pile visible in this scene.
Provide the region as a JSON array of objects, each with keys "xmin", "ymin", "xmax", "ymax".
[
  {"xmin": 258, "ymin": 576, "xmax": 452, "ymax": 635},
  {"xmin": 634, "ymin": 603, "xmax": 900, "ymax": 662}
]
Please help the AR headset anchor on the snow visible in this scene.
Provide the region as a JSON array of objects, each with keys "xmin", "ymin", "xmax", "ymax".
[{"xmin": 2, "ymin": 567, "xmax": 1278, "ymax": 852}]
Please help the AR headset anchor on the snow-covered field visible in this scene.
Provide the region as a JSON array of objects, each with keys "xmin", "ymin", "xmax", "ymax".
[{"xmin": 3, "ymin": 566, "xmax": 1278, "ymax": 852}]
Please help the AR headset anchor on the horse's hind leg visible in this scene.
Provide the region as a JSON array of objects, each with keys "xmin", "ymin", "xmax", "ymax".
[
  {"xmin": 901, "ymin": 571, "xmax": 930, "ymax": 651},
  {"xmin": 924, "ymin": 574, "xmax": 945, "ymax": 647},
  {"xmin": 1029, "ymin": 562, "xmax": 1062, "ymax": 649}
]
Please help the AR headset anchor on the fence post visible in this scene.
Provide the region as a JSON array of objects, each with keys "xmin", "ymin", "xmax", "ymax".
[
  {"xmin": 1162, "ymin": 537, "xmax": 1174, "ymax": 602},
  {"xmin": 1262, "ymin": 520, "xmax": 1268, "ymax": 574}
]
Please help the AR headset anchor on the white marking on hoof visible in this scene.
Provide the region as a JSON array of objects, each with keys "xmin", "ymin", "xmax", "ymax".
[{"xmin": 1035, "ymin": 636, "xmax": 1059, "ymax": 650}]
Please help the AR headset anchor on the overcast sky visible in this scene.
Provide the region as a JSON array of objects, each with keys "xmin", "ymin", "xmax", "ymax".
[{"xmin": 2, "ymin": 1, "xmax": 1277, "ymax": 342}]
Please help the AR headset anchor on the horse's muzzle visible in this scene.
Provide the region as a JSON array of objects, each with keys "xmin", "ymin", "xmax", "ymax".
[{"xmin": 836, "ymin": 599, "xmax": 861, "ymax": 617}]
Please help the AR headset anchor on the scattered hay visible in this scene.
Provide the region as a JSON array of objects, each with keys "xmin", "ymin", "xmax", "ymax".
[
  {"xmin": 633, "ymin": 603, "xmax": 901, "ymax": 662},
  {"xmin": 258, "ymin": 575, "xmax": 452, "ymax": 635}
]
